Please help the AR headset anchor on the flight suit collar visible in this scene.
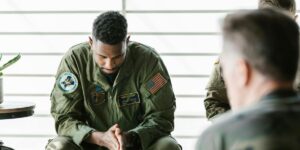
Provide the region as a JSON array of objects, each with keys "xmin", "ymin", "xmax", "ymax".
[
  {"xmin": 260, "ymin": 88, "xmax": 297, "ymax": 102},
  {"xmin": 93, "ymin": 62, "xmax": 111, "ymax": 91},
  {"xmin": 113, "ymin": 44, "xmax": 134, "ymax": 87}
]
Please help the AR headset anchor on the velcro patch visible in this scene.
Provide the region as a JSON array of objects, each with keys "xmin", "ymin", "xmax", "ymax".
[
  {"xmin": 146, "ymin": 73, "xmax": 167, "ymax": 94},
  {"xmin": 91, "ymin": 85, "xmax": 106, "ymax": 105},
  {"xmin": 118, "ymin": 92, "xmax": 140, "ymax": 107},
  {"xmin": 57, "ymin": 72, "xmax": 78, "ymax": 93},
  {"xmin": 214, "ymin": 58, "xmax": 220, "ymax": 65}
]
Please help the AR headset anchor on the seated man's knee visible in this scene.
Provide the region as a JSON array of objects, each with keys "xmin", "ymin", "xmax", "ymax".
[
  {"xmin": 148, "ymin": 136, "xmax": 181, "ymax": 150},
  {"xmin": 46, "ymin": 136, "xmax": 81, "ymax": 150}
]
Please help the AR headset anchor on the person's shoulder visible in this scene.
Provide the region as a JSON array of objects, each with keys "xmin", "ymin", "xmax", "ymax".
[
  {"xmin": 209, "ymin": 110, "xmax": 237, "ymax": 129},
  {"xmin": 207, "ymin": 108, "xmax": 260, "ymax": 135},
  {"xmin": 63, "ymin": 42, "xmax": 91, "ymax": 61},
  {"xmin": 206, "ymin": 57, "xmax": 226, "ymax": 91},
  {"xmin": 200, "ymin": 99, "xmax": 300, "ymax": 149},
  {"xmin": 214, "ymin": 57, "xmax": 221, "ymax": 65},
  {"xmin": 197, "ymin": 111, "xmax": 236, "ymax": 148},
  {"xmin": 128, "ymin": 41, "xmax": 155, "ymax": 51},
  {"xmin": 210, "ymin": 103, "xmax": 280, "ymax": 132},
  {"xmin": 128, "ymin": 41, "xmax": 160, "ymax": 60},
  {"xmin": 70, "ymin": 41, "xmax": 90, "ymax": 50},
  {"xmin": 68, "ymin": 42, "xmax": 90, "ymax": 55}
]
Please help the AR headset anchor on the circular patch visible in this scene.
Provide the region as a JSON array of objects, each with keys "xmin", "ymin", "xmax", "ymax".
[{"xmin": 57, "ymin": 72, "xmax": 78, "ymax": 93}]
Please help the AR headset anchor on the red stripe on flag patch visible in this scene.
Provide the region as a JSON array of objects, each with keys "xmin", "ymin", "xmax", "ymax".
[{"xmin": 146, "ymin": 73, "xmax": 167, "ymax": 94}]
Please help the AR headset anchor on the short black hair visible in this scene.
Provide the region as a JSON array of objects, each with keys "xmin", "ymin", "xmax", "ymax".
[
  {"xmin": 92, "ymin": 11, "xmax": 127, "ymax": 45},
  {"xmin": 222, "ymin": 8, "xmax": 299, "ymax": 82},
  {"xmin": 259, "ymin": 0, "xmax": 296, "ymax": 14}
]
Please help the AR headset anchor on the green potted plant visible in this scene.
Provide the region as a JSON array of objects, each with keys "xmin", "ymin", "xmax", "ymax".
[{"xmin": 0, "ymin": 53, "xmax": 21, "ymax": 104}]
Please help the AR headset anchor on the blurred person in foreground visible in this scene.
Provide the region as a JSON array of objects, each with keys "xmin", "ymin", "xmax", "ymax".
[
  {"xmin": 197, "ymin": 8, "xmax": 300, "ymax": 149},
  {"xmin": 204, "ymin": 0, "xmax": 299, "ymax": 120}
]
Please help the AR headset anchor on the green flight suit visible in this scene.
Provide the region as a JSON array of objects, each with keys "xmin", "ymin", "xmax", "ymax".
[
  {"xmin": 46, "ymin": 41, "xmax": 181, "ymax": 150},
  {"xmin": 204, "ymin": 59, "xmax": 300, "ymax": 120},
  {"xmin": 197, "ymin": 89, "xmax": 300, "ymax": 150},
  {"xmin": 204, "ymin": 60, "xmax": 230, "ymax": 120}
]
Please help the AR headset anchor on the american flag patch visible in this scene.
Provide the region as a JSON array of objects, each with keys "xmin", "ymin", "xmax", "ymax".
[{"xmin": 146, "ymin": 73, "xmax": 167, "ymax": 94}]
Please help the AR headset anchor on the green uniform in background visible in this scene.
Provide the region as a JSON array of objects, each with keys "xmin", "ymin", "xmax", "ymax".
[
  {"xmin": 204, "ymin": 60, "xmax": 230, "ymax": 119},
  {"xmin": 197, "ymin": 89, "xmax": 300, "ymax": 149},
  {"xmin": 204, "ymin": 59, "xmax": 300, "ymax": 120},
  {"xmin": 46, "ymin": 41, "xmax": 181, "ymax": 150}
]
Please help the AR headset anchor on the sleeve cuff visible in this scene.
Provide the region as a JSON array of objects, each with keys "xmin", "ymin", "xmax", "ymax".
[
  {"xmin": 129, "ymin": 127, "xmax": 159, "ymax": 149},
  {"xmin": 72, "ymin": 126, "xmax": 96, "ymax": 146}
]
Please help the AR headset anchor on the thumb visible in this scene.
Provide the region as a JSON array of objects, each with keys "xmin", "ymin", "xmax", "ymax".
[
  {"xmin": 116, "ymin": 127, "xmax": 122, "ymax": 135},
  {"xmin": 110, "ymin": 124, "xmax": 119, "ymax": 130}
]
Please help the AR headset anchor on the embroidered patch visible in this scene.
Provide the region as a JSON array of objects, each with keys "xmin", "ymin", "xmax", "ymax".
[
  {"xmin": 95, "ymin": 85, "xmax": 103, "ymax": 92},
  {"xmin": 146, "ymin": 73, "xmax": 167, "ymax": 94},
  {"xmin": 118, "ymin": 92, "xmax": 140, "ymax": 107},
  {"xmin": 214, "ymin": 58, "xmax": 220, "ymax": 65},
  {"xmin": 91, "ymin": 85, "xmax": 106, "ymax": 105},
  {"xmin": 57, "ymin": 72, "xmax": 78, "ymax": 93}
]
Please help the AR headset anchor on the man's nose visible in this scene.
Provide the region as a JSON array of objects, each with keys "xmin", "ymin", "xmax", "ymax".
[{"xmin": 104, "ymin": 59, "xmax": 115, "ymax": 69}]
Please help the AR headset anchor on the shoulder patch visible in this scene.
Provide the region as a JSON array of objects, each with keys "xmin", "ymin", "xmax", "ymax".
[
  {"xmin": 57, "ymin": 72, "xmax": 78, "ymax": 93},
  {"xmin": 146, "ymin": 73, "xmax": 167, "ymax": 95},
  {"xmin": 214, "ymin": 58, "xmax": 220, "ymax": 65}
]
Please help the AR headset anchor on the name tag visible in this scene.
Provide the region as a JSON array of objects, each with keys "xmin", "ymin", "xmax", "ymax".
[{"xmin": 118, "ymin": 92, "xmax": 140, "ymax": 107}]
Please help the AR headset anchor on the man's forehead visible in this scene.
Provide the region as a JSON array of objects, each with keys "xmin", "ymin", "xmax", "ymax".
[
  {"xmin": 94, "ymin": 49, "xmax": 125, "ymax": 56},
  {"xmin": 93, "ymin": 41, "xmax": 126, "ymax": 57}
]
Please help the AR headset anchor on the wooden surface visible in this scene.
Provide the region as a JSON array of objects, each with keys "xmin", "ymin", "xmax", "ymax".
[{"xmin": 0, "ymin": 101, "xmax": 35, "ymax": 119}]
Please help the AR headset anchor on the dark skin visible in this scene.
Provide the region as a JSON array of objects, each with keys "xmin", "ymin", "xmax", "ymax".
[
  {"xmin": 89, "ymin": 36, "xmax": 129, "ymax": 75},
  {"xmin": 85, "ymin": 36, "xmax": 130, "ymax": 150}
]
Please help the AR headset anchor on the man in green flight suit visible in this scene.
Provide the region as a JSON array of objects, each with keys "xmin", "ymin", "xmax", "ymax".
[
  {"xmin": 46, "ymin": 11, "xmax": 181, "ymax": 150},
  {"xmin": 197, "ymin": 8, "xmax": 300, "ymax": 149},
  {"xmin": 204, "ymin": 0, "xmax": 298, "ymax": 120}
]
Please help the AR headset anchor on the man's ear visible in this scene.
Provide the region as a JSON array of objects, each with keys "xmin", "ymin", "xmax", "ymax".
[
  {"xmin": 294, "ymin": 14, "xmax": 298, "ymax": 20},
  {"xmin": 237, "ymin": 59, "xmax": 251, "ymax": 87},
  {"xmin": 88, "ymin": 36, "xmax": 93, "ymax": 47}
]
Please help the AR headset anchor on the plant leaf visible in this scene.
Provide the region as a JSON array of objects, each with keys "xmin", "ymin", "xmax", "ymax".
[{"xmin": 0, "ymin": 53, "xmax": 21, "ymax": 72}]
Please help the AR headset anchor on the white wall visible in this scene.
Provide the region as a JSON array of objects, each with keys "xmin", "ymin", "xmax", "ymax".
[{"xmin": 0, "ymin": 0, "xmax": 297, "ymax": 149}]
